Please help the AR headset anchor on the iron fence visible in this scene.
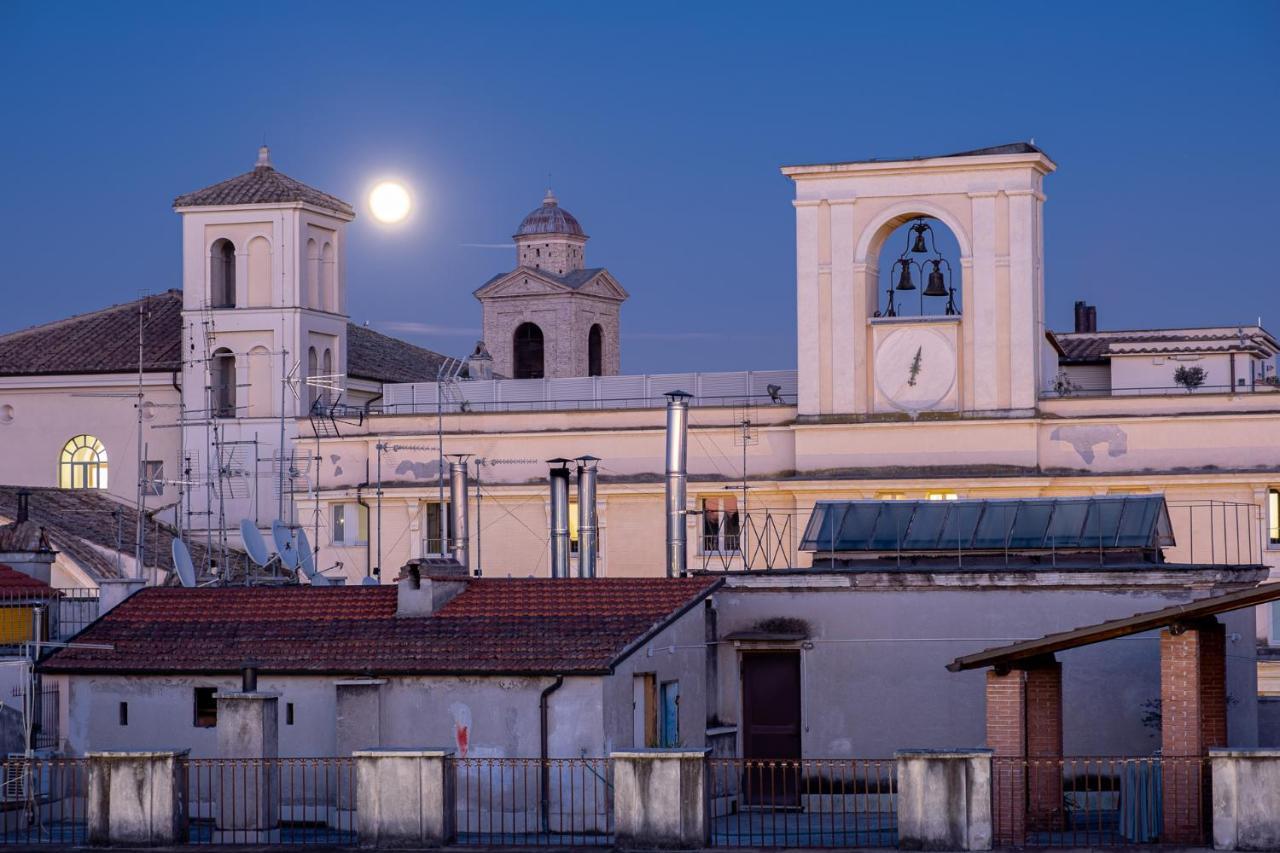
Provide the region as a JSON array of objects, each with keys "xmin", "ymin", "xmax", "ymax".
[
  {"xmin": 0, "ymin": 757, "xmax": 87, "ymax": 845},
  {"xmin": 182, "ymin": 757, "xmax": 357, "ymax": 845},
  {"xmin": 992, "ymin": 755, "xmax": 1209, "ymax": 847},
  {"xmin": 707, "ymin": 758, "xmax": 897, "ymax": 848},
  {"xmin": 699, "ymin": 510, "xmax": 800, "ymax": 571},
  {"xmin": 453, "ymin": 757, "xmax": 612, "ymax": 846}
]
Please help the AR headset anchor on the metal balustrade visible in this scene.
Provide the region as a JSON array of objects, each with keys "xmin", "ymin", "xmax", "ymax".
[
  {"xmin": 0, "ymin": 758, "xmax": 88, "ymax": 845},
  {"xmin": 453, "ymin": 757, "xmax": 613, "ymax": 847}
]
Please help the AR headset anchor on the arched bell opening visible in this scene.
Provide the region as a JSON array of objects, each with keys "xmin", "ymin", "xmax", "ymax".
[{"xmin": 873, "ymin": 216, "xmax": 962, "ymax": 319}]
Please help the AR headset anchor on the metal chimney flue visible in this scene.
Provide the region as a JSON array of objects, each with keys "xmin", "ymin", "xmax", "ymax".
[
  {"xmin": 15, "ymin": 491, "xmax": 29, "ymax": 524},
  {"xmin": 664, "ymin": 391, "xmax": 692, "ymax": 578},
  {"xmin": 447, "ymin": 454, "xmax": 471, "ymax": 573},
  {"xmin": 548, "ymin": 459, "xmax": 572, "ymax": 578},
  {"xmin": 575, "ymin": 456, "xmax": 599, "ymax": 578}
]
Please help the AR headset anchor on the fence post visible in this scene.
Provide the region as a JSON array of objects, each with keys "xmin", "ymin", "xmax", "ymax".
[
  {"xmin": 895, "ymin": 749, "xmax": 992, "ymax": 851},
  {"xmin": 612, "ymin": 748, "xmax": 710, "ymax": 849},
  {"xmin": 87, "ymin": 750, "xmax": 187, "ymax": 846},
  {"xmin": 1210, "ymin": 748, "xmax": 1280, "ymax": 851},
  {"xmin": 354, "ymin": 748, "xmax": 455, "ymax": 848}
]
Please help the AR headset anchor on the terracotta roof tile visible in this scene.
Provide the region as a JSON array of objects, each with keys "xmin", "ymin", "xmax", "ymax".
[
  {"xmin": 0, "ymin": 565, "xmax": 52, "ymax": 593},
  {"xmin": 174, "ymin": 161, "xmax": 354, "ymax": 217},
  {"xmin": 38, "ymin": 576, "xmax": 720, "ymax": 675}
]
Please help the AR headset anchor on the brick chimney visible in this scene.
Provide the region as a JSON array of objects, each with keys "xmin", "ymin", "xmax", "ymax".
[{"xmin": 1073, "ymin": 301, "xmax": 1098, "ymax": 333}]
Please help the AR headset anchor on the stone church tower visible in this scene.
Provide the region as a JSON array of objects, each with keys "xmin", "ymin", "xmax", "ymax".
[{"xmin": 474, "ymin": 191, "xmax": 628, "ymax": 379}]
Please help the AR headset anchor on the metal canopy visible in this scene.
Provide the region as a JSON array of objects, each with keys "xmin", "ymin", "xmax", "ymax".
[{"xmin": 799, "ymin": 495, "xmax": 1175, "ymax": 554}]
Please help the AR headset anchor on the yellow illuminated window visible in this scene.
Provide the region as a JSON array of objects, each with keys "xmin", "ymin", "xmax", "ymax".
[
  {"xmin": 59, "ymin": 435, "xmax": 108, "ymax": 489},
  {"xmin": 927, "ymin": 491, "xmax": 958, "ymax": 501},
  {"xmin": 875, "ymin": 492, "xmax": 907, "ymax": 500},
  {"xmin": 1269, "ymin": 488, "xmax": 1279, "ymax": 547}
]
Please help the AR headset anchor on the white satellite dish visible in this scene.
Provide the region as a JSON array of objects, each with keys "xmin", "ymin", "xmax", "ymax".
[
  {"xmin": 360, "ymin": 576, "xmax": 379, "ymax": 586},
  {"xmin": 271, "ymin": 520, "xmax": 299, "ymax": 569},
  {"xmin": 310, "ymin": 572, "xmax": 332, "ymax": 586},
  {"xmin": 240, "ymin": 520, "xmax": 270, "ymax": 567},
  {"xmin": 296, "ymin": 529, "xmax": 317, "ymax": 580},
  {"xmin": 171, "ymin": 539, "xmax": 196, "ymax": 588}
]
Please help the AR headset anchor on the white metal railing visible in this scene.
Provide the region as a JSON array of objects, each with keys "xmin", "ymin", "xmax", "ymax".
[{"xmin": 379, "ymin": 370, "xmax": 798, "ymax": 414}]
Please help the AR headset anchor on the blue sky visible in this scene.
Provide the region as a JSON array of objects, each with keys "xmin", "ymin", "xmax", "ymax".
[{"xmin": 2, "ymin": 1, "xmax": 1276, "ymax": 372}]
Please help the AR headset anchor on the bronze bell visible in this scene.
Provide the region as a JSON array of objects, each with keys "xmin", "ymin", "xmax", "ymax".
[
  {"xmin": 923, "ymin": 261, "xmax": 949, "ymax": 297},
  {"xmin": 911, "ymin": 224, "xmax": 928, "ymax": 253},
  {"xmin": 895, "ymin": 259, "xmax": 915, "ymax": 290}
]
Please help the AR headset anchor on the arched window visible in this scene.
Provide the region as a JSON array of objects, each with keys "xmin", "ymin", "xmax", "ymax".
[
  {"xmin": 59, "ymin": 435, "xmax": 108, "ymax": 489},
  {"xmin": 322, "ymin": 348, "xmax": 334, "ymax": 405},
  {"xmin": 305, "ymin": 238, "xmax": 319, "ymax": 308},
  {"xmin": 247, "ymin": 236, "xmax": 272, "ymax": 307},
  {"xmin": 247, "ymin": 345, "xmax": 272, "ymax": 417},
  {"xmin": 321, "ymin": 242, "xmax": 336, "ymax": 312},
  {"xmin": 210, "ymin": 239, "xmax": 236, "ymax": 308},
  {"xmin": 211, "ymin": 349, "xmax": 237, "ymax": 418},
  {"xmin": 513, "ymin": 323, "xmax": 545, "ymax": 379},
  {"xmin": 307, "ymin": 347, "xmax": 319, "ymax": 409},
  {"xmin": 588, "ymin": 324, "xmax": 603, "ymax": 377},
  {"xmin": 875, "ymin": 216, "xmax": 962, "ymax": 318}
]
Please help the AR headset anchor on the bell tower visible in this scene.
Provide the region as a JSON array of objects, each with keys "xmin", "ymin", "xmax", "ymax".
[
  {"xmin": 173, "ymin": 146, "xmax": 355, "ymax": 531},
  {"xmin": 782, "ymin": 142, "xmax": 1056, "ymax": 418}
]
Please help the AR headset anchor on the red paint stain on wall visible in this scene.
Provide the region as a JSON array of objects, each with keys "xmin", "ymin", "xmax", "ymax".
[{"xmin": 455, "ymin": 724, "xmax": 469, "ymax": 757}]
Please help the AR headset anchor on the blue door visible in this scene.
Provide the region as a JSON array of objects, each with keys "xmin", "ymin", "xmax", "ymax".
[{"xmin": 659, "ymin": 681, "xmax": 679, "ymax": 747}]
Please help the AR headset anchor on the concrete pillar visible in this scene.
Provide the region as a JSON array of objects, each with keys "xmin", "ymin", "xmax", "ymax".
[
  {"xmin": 354, "ymin": 749, "xmax": 455, "ymax": 848},
  {"xmin": 984, "ymin": 658, "xmax": 1064, "ymax": 845},
  {"xmin": 87, "ymin": 750, "xmax": 187, "ymax": 846},
  {"xmin": 1161, "ymin": 620, "xmax": 1226, "ymax": 845},
  {"xmin": 215, "ymin": 690, "xmax": 279, "ymax": 843},
  {"xmin": 1210, "ymin": 748, "xmax": 1280, "ymax": 851},
  {"xmin": 97, "ymin": 577, "xmax": 145, "ymax": 615},
  {"xmin": 895, "ymin": 749, "xmax": 992, "ymax": 851},
  {"xmin": 612, "ymin": 749, "xmax": 710, "ymax": 849}
]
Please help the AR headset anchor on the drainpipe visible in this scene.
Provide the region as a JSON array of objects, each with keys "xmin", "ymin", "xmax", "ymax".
[
  {"xmin": 575, "ymin": 456, "xmax": 599, "ymax": 578},
  {"xmin": 548, "ymin": 459, "xmax": 571, "ymax": 578},
  {"xmin": 355, "ymin": 481, "xmax": 372, "ymax": 581},
  {"xmin": 539, "ymin": 675, "xmax": 564, "ymax": 833},
  {"xmin": 664, "ymin": 391, "xmax": 692, "ymax": 578}
]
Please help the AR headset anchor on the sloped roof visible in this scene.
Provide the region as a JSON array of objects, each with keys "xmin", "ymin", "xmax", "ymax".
[
  {"xmin": 0, "ymin": 290, "xmax": 453, "ymax": 384},
  {"xmin": 0, "ymin": 291, "xmax": 184, "ymax": 377},
  {"xmin": 0, "ymin": 565, "xmax": 52, "ymax": 593},
  {"xmin": 1053, "ymin": 326, "xmax": 1280, "ymax": 364},
  {"xmin": 38, "ymin": 576, "xmax": 721, "ymax": 675},
  {"xmin": 174, "ymin": 149, "xmax": 354, "ymax": 217},
  {"xmin": 474, "ymin": 267, "xmax": 623, "ymax": 300}
]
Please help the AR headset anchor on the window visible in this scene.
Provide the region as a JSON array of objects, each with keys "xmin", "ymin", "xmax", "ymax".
[
  {"xmin": 422, "ymin": 501, "xmax": 451, "ymax": 556},
  {"xmin": 1271, "ymin": 601, "xmax": 1280, "ymax": 646},
  {"xmin": 1269, "ymin": 488, "xmax": 1280, "ymax": 547},
  {"xmin": 119, "ymin": 702, "xmax": 128, "ymax": 726},
  {"xmin": 513, "ymin": 323, "xmax": 545, "ymax": 379},
  {"xmin": 193, "ymin": 687, "xmax": 218, "ymax": 727},
  {"xmin": 331, "ymin": 502, "xmax": 368, "ymax": 546},
  {"xmin": 307, "ymin": 347, "xmax": 319, "ymax": 409},
  {"xmin": 211, "ymin": 349, "xmax": 236, "ymax": 418},
  {"xmin": 143, "ymin": 461, "xmax": 164, "ymax": 497},
  {"xmin": 210, "ymin": 239, "xmax": 236, "ymax": 308},
  {"xmin": 59, "ymin": 435, "xmax": 108, "ymax": 489},
  {"xmin": 286, "ymin": 702, "xmax": 295, "ymax": 726},
  {"xmin": 588, "ymin": 324, "xmax": 603, "ymax": 377},
  {"xmin": 569, "ymin": 500, "xmax": 580, "ymax": 554},
  {"xmin": 659, "ymin": 681, "xmax": 680, "ymax": 747},
  {"xmin": 875, "ymin": 492, "xmax": 906, "ymax": 500},
  {"xmin": 927, "ymin": 491, "xmax": 959, "ymax": 501},
  {"xmin": 322, "ymin": 349, "xmax": 334, "ymax": 405},
  {"xmin": 702, "ymin": 496, "xmax": 740, "ymax": 554}
]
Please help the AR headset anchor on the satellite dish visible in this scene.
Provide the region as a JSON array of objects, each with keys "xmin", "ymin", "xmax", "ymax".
[
  {"xmin": 171, "ymin": 539, "xmax": 196, "ymax": 588},
  {"xmin": 310, "ymin": 571, "xmax": 332, "ymax": 586},
  {"xmin": 240, "ymin": 520, "xmax": 270, "ymax": 567},
  {"xmin": 271, "ymin": 520, "xmax": 298, "ymax": 569},
  {"xmin": 296, "ymin": 529, "xmax": 317, "ymax": 580},
  {"xmin": 360, "ymin": 576, "xmax": 379, "ymax": 586}
]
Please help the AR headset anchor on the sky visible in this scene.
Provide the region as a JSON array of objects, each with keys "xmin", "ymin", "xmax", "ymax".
[{"xmin": 2, "ymin": 2, "xmax": 1277, "ymax": 373}]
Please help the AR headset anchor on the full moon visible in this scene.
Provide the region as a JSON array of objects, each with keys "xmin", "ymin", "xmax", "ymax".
[{"xmin": 369, "ymin": 181, "xmax": 411, "ymax": 223}]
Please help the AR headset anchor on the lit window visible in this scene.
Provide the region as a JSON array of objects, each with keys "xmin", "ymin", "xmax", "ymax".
[
  {"xmin": 876, "ymin": 492, "xmax": 906, "ymax": 500},
  {"xmin": 59, "ymin": 435, "xmax": 108, "ymax": 489},
  {"xmin": 927, "ymin": 491, "xmax": 959, "ymax": 501},
  {"xmin": 331, "ymin": 503, "xmax": 368, "ymax": 546},
  {"xmin": 422, "ymin": 501, "xmax": 450, "ymax": 556},
  {"xmin": 193, "ymin": 687, "xmax": 217, "ymax": 728},
  {"xmin": 1269, "ymin": 488, "xmax": 1279, "ymax": 547},
  {"xmin": 701, "ymin": 496, "xmax": 740, "ymax": 554}
]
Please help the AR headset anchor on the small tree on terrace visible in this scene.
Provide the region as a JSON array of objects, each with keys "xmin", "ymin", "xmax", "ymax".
[{"xmin": 1173, "ymin": 365, "xmax": 1207, "ymax": 393}]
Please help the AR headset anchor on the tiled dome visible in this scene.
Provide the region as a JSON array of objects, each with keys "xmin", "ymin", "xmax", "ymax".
[{"xmin": 515, "ymin": 190, "xmax": 584, "ymax": 237}]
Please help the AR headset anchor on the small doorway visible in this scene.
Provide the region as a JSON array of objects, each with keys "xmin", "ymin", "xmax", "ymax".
[{"xmin": 740, "ymin": 651, "xmax": 802, "ymax": 806}]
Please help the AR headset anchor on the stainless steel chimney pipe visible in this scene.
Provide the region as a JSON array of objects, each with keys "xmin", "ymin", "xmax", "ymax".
[
  {"xmin": 447, "ymin": 454, "xmax": 471, "ymax": 572},
  {"xmin": 575, "ymin": 456, "xmax": 599, "ymax": 578},
  {"xmin": 664, "ymin": 391, "xmax": 692, "ymax": 577},
  {"xmin": 548, "ymin": 459, "xmax": 572, "ymax": 578}
]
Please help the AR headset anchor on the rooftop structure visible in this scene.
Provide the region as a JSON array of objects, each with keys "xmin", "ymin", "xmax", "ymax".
[{"xmin": 173, "ymin": 146, "xmax": 355, "ymax": 217}]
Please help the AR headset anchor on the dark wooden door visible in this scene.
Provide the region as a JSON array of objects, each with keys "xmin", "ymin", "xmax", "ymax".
[{"xmin": 741, "ymin": 651, "xmax": 802, "ymax": 806}]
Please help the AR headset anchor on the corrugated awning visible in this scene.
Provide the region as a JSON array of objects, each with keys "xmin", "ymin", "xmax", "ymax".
[{"xmin": 946, "ymin": 582, "xmax": 1280, "ymax": 672}]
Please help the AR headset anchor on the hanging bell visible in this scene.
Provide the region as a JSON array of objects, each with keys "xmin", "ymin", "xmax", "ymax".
[
  {"xmin": 923, "ymin": 261, "xmax": 949, "ymax": 297},
  {"xmin": 911, "ymin": 223, "xmax": 929, "ymax": 253},
  {"xmin": 895, "ymin": 259, "xmax": 916, "ymax": 291}
]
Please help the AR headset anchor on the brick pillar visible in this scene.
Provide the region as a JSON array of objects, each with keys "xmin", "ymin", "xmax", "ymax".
[
  {"xmin": 1160, "ymin": 620, "xmax": 1225, "ymax": 845},
  {"xmin": 985, "ymin": 658, "xmax": 1063, "ymax": 846}
]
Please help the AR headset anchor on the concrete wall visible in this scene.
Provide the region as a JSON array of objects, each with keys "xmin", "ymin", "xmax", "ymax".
[{"xmin": 712, "ymin": 576, "xmax": 1259, "ymax": 757}]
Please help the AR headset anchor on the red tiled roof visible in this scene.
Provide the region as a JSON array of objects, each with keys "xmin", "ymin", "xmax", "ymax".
[
  {"xmin": 0, "ymin": 565, "xmax": 51, "ymax": 593},
  {"xmin": 1053, "ymin": 326, "xmax": 1279, "ymax": 364},
  {"xmin": 38, "ymin": 577, "xmax": 720, "ymax": 676},
  {"xmin": 174, "ymin": 162, "xmax": 355, "ymax": 217}
]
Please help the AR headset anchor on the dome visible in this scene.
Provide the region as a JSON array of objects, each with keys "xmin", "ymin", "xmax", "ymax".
[{"xmin": 515, "ymin": 190, "xmax": 585, "ymax": 238}]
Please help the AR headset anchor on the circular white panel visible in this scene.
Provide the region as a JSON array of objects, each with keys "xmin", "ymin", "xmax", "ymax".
[{"xmin": 874, "ymin": 327, "xmax": 958, "ymax": 413}]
